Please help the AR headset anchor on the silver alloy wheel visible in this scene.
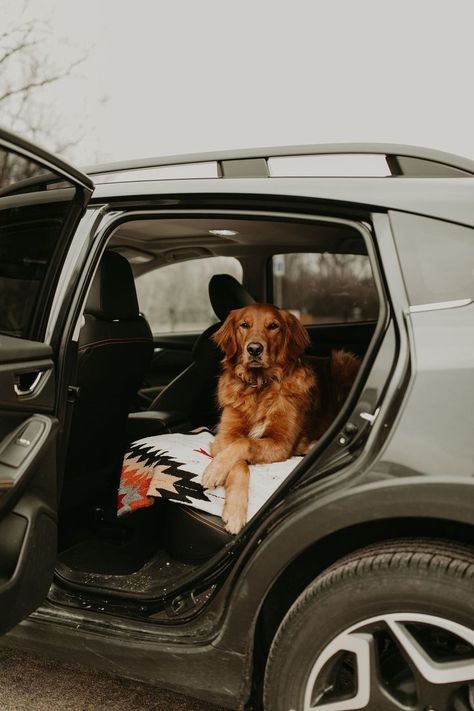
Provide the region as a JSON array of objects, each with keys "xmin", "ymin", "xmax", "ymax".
[{"xmin": 303, "ymin": 612, "xmax": 474, "ymax": 710}]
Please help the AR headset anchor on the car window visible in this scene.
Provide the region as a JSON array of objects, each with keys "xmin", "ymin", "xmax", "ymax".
[
  {"xmin": 0, "ymin": 146, "xmax": 78, "ymax": 339},
  {"xmin": 271, "ymin": 252, "xmax": 378, "ymax": 324},
  {"xmin": 390, "ymin": 211, "xmax": 474, "ymax": 305},
  {"xmin": 135, "ymin": 256, "xmax": 243, "ymax": 333}
]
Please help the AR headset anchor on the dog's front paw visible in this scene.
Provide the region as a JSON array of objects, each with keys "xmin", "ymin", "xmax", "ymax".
[
  {"xmin": 202, "ymin": 459, "xmax": 228, "ymax": 489},
  {"xmin": 222, "ymin": 502, "xmax": 246, "ymax": 535}
]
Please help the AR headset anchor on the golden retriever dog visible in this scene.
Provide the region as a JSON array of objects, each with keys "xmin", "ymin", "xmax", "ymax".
[{"xmin": 202, "ymin": 303, "xmax": 360, "ymax": 534}]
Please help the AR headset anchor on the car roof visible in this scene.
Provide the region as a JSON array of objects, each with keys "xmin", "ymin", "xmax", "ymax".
[
  {"xmin": 85, "ymin": 143, "xmax": 474, "ymax": 177},
  {"xmin": 90, "ymin": 176, "xmax": 474, "ymax": 227},
  {"xmin": 85, "ymin": 143, "xmax": 474, "ymax": 228}
]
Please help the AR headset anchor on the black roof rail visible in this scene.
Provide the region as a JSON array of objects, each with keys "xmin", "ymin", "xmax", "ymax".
[{"xmin": 84, "ymin": 143, "xmax": 474, "ymax": 179}]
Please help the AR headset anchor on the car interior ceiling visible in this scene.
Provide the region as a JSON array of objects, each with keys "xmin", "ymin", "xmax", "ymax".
[{"xmin": 56, "ymin": 215, "xmax": 379, "ymax": 598}]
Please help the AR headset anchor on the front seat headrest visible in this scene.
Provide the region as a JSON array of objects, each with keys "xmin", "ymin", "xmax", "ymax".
[
  {"xmin": 209, "ymin": 274, "xmax": 255, "ymax": 322},
  {"xmin": 85, "ymin": 251, "xmax": 140, "ymax": 321}
]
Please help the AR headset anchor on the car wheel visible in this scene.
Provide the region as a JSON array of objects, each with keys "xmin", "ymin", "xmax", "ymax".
[{"xmin": 263, "ymin": 539, "xmax": 474, "ymax": 710}]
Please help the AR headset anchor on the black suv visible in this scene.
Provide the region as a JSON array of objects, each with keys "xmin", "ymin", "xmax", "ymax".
[{"xmin": 1, "ymin": 128, "xmax": 474, "ymax": 710}]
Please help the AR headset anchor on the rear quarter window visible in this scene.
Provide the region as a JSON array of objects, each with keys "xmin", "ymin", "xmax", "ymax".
[{"xmin": 390, "ymin": 211, "xmax": 474, "ymax": 305}]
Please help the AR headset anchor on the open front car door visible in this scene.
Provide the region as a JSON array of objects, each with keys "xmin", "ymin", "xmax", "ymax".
[{"xmin": 0, "ymin": 128, "xmax": 93, "ymax": 633}]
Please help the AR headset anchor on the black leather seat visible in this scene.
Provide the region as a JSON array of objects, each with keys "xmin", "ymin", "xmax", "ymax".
[{"xmin": 62, "ymin": 251, "xmax": 154, "ymax": 516}]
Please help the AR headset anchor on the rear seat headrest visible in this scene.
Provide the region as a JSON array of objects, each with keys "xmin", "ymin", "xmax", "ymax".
[{"xmin": 209, "ymin": 274, "xmax": 255, "ymax": 322}]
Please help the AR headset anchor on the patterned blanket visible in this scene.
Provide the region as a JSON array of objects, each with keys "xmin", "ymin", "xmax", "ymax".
[{"xmin": 118, "ymin": 430, "xmax": 302, "ymax": 523}]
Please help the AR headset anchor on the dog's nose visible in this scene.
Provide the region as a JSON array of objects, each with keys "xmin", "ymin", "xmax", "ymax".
[{"xmin": 247, "ymin": 342, "xmax": 264, "ymax": 358}]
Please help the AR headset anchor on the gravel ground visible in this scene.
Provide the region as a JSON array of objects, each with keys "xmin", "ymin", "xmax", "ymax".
[{"xmin": 0, "ymin": 648, "xmax": 228, "ymax": 711}]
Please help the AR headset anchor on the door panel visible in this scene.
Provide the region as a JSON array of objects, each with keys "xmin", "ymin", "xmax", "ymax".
[
  {"xmin": 0, "ymin": 361, "xmax": 55, "ymax": 411},
  {"xmin": 0, "ymin": 129, "xmax": 93, "ymax": 635},
  {"xmin": 0, "ymin": 415, "xmax": 54, "ymax": 504},
  {"xmin": 0, "ymin": 509, "xmax": 55, "ymax": 635},
  {"xmin": 0, "ymin": 337, "xmax": 55, "ymax": 411},
  {"xmin": 0, "ymin": 339, "xmax": 59, "ymax": 634}
]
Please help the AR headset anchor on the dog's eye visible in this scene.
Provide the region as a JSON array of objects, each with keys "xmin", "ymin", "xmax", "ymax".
[
  {"xmin": 240, "ymin": 322, "xmax": 250, "ymax": 329},
  {"xmin": 267, "ymin": 322, "xmax": 279, "ymax": 330}
]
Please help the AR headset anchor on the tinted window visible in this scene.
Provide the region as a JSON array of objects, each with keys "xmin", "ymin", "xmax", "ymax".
[
  {"xmin": 0, "ymin": 146, "xmax": 77, "ymax": 338},
  {"xmin": 135, "ymin": 257, "xmax": 243, "ymax": 333},
  {"xmin": 272, "ymin": 252, "xmax": 378, "ymax": 324},
  {"xmin": 390, "ymin": 211, "xmax": 474, "ymax": 305}
]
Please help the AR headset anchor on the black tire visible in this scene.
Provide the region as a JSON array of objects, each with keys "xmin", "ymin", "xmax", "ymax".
[{"xmin": 263, "ymin": 538, "xmax": 474, "ymax": 710}]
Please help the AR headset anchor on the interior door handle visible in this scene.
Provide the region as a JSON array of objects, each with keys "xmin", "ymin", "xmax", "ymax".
[{"xmin": 14, "ymin": 369, "xmax": 47, "ymax": 397}]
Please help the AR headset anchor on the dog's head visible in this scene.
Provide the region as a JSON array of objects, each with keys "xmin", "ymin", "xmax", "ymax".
[{"xmin": 213, "ymin": 303, "xmax": 310, "ymax": 374}]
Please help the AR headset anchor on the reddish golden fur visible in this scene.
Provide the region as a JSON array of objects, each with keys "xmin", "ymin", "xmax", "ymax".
[{"xmin": 202, "ymin": 304, "xmax": 360, "ymax": 533}]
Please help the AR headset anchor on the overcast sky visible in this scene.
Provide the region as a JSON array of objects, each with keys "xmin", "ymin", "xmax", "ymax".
[{"xmin": 3, "ymin": 0, "xmax": 474, "ymax": 167}]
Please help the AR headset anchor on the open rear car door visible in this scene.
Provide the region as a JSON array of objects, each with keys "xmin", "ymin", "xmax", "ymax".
[{"xmin": 0, "ymin": 129, "xmax": 93, "ymax": 633}]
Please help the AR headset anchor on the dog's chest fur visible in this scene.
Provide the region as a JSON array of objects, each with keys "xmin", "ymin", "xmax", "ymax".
[
  {"xmin": 218, "ymin": 365, "xmax": 317, "ymax": 441},
  {"xmin": 234, "ymin": 383, "xmax": 280, "ymax": 437},
  {"xmin": 240, "ymin": 390, "xmax": 279, "ymax": 440},
  {"xmin": 248, "ymin": 420, "xmax": 266, "ymax": 439}
]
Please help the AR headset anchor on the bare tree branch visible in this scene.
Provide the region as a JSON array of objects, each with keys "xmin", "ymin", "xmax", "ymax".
[
  {"xmin": 0, "ymin": 6, "xmax": 88, "ymax": 176},
  {"xmin": 0, "ymin": 55, "xmax": 85, "ymax": 103},
  {"xmin": 0, "ymin": 19, "xmax": 35, "ymax": 47},
  {"xmin": 0, "ymin": 37, "xmax": 37, "ymax": 68}
]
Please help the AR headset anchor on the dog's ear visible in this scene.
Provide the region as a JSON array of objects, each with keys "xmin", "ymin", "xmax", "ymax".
[
  {"xmin": 212, "ymin": 311, "xmax": 238, "ymax": 359},
  {"xmin": 281, "ymin": 310, "xmax": 310, "ymax": 360}
]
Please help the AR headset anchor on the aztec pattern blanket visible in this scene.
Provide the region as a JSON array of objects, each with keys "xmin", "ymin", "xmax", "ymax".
[{"xmin": 118, "ymin": 430, "xmax": 302, "ymax": 523}]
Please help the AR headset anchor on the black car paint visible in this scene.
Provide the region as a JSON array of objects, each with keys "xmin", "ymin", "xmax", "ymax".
[
  {"xmin": 4, "ymin": 479, "xmax": 474, "ymax": 709},
  {"xmin": 1, "ymin": 135, "xmax": 474, "ymax": 709}
]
